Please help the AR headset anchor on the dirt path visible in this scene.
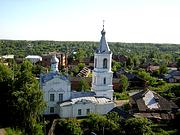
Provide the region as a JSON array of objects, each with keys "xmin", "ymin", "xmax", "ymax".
[
  {"xmin": 0, "ymin": 129, "xmax": 6, "ymax": 135},
  {"xmin": 115, "ymin": 100, "xmax": 129, "ymax": 107}
]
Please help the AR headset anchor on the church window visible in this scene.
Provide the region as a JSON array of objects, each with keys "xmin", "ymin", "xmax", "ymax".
[
  {"xmin": 50, "ymin": 94, "xmax": 54, "ymax": 101},
  {"xmin": 50, "ymin": 107, "xmax": 54, "ymax": 113},
  {"xmin": 95, "ymin": 58, "xmax": 97, "ymax": 68},
  {"xmin": 78, "ymin": 109, "xmax": 82, "ymax": 115},
  {"xmin": 86, "ymin": 109, "xmax": 90, "ymax": 114},
  {"xmin": 59, "ymin": 94, "xmax": 63, "ymax": 102},
  {"xmin": 103, "ymin": 58, "xmax": 107, "ymax": 68},
  {"xmin": 104, "ymin": 77, "xmax": 106, "ymax": 84}
]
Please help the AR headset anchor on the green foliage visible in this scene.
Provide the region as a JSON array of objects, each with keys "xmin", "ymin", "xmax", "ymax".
[
  {"xmin": 133, "ymin": 55, "xmax": 140, "ymax": 67},
  {"xmin": 114, "ymin": 92, "xmax": 129, "ymax": 100},
  {"xmin": 77, "ymin": 78, "xmax": 90, "ymax": 92},
  {"xmin": 159, "ymin": 64, "xmax": 168, "ymax": 75},
  {"xmin": 78, "ymin": 63, "xmax": 85, "ymax": 70},
  {"xmin": 176, "ymin": 57, "xmax": 180, "ymax": 70},
  {"xmin": 123, "ymin": 103, "xmax": 130, "ymax": 111},
  {"xmin": 0, "ymin": 63, "xmax": 13, "ymax": 81},
  {"xmin": 5, "ymin": 128, "xmax": 23, "ymax": 135},
  {"xmin": 134, "ymin": 69, "xmax": 157, "ymax": 86},
  {"xmin": 152, "ymin": 128, "xmax": 169, "ymax": 135},
  {"xmin": 126, "ymin": 57, "xmax": 134, "ymax": 69},
  {"xmin": 54, "ymin": 119, "xmax": 83, "ymax": 135},
  {"xmin": 125, "ymin": 117, "xmax": 153, "ymax": 135},
  {"xmin": 73, "ymin": 66, "xmax": 80, "ymax": 75},
  {"xmin": 50, "ymin": 112, "xmax": 178, "ymax": 135},
  {"xmin": 149, "ymin": 83, "xmax": 180, "ymax": 93},
  {"xmin": 112, "ymin": 60, "xmax": 121, "ymax": 72},
  {"xmin": 12, "ymin": 60, "xmax": 45, "ymax": 134},
  {"xmin": 163, "ymin": 54, "xmax": 172, "ymax": 65},
  {"xmin": 119, "ymin": 75, "xmax": 129, "ymax": 92},
  {"xmin": 0, "ymin": 63, "xmax": 14, "ymax": 125},
  {"xmin": 81, "ymin": 113, "xmax": 122, "ymax": 135},
  {"xmin": 0, "ymin": 40, "xmax": 179, "ymax": 66},
  {"xmin": 74, "ymin": 48, "xmax": 85, "ymax": 62},
  {"xmin": 159, "ymin": 84, "xmax": 180, "ymax": 105},
  {"xmin": 151, "ymin": 123, "xmax": 178, "ymax": 135},
  {"xmin": 0, "ymin": 60, "xmax": 45, "ymax": 134},
  {"xmin": 106, "ymin": 112, "xmax": 122, "ymax": 124}
]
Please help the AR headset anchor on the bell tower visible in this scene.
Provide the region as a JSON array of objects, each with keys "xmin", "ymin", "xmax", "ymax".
[{"xmin": 91, "ymin": 22, "xmax": 114, "ymax": 100}]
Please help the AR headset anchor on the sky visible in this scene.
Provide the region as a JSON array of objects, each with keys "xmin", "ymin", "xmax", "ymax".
[{"xmin": 0, "ymin": 0, "xmax": 180, "ymax": 44}]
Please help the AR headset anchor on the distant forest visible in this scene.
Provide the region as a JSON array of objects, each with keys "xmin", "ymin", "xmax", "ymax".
[{"xmin": 0, "ymin": 40, "xmax": 180, "ymax": 59}]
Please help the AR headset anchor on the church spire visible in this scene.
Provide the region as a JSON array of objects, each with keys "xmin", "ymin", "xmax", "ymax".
[{"xmin": 97, "ymin": 20, "xmax": 111, "ymax": 53}]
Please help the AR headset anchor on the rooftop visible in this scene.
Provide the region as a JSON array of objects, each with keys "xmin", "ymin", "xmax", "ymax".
[{"xmin": 59, "ymin": 96, "xmax": 113, "ymax": 107}]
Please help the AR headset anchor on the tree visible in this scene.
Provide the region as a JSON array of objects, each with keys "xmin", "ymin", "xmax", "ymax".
[
  {"xmin": 126, "ymin": 57, "xmax": 134, "ymax": 69},
  {"xmin": 133, "ymin": 55, "xmax": 140, "ymax": 67},
  {"xmin": 12, "ymin": 60, "xmax": 45, "ymax": 134},
  {"xmin": 119, "ymin": 75, "xmax": 129, "ymax": 92},
  {"xmin": 74, "ymin": 48, "xmax": 85, "ymax": 62},
  {"xmin": 0, "ymin": 61, "xmax": 45, "ymax": 134},
  {"xmin": 176, "ymin": 57, "xmax": 180, "ymax": 70},
  {"xmin": 106, "ymin": 112, "xmax": 122, "ymax": 124},
  {"xmin": 54, "ymin": 119, "xmax": 83, "ymax": 135},
  {"xmin": 0, "ymin": 63, "xmax": 13, "ymax": 125},
  {"xmin": 78, "ymin": 78, "xmax": 90, "ymax": 91},
  {"xmin": 163, "ymin": 54, "xmax": 172, "ymax": 65},
  {"xmin": 78, "ymin": 63, "xmax": 85, "ymax": 70},
  {"xmin": 73, "ymin": 66, "xmax": 80, "ymax": 75},
  {"xmin": 134, "ymin": 70, "xmax": 156, "ymax": 86},
  {"xmin": 81, "ymin": 113, "xmax": 122, "ymax": 135},
  {"xmin": 112, "ymin": 60, "xmax": 121, "ymax": 72},
  {"xmin": 159, "ymin": 64, "xmax": 168, "ymax": 75},
  {"xmin": 124, "ymin": 117, "xmax": 153, "ymax": 135}
]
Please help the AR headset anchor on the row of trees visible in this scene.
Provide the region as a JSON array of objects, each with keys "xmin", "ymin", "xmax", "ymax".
[
  {"xmin": 0, "ymin": 60, "xmax": 45, "ymax": 134},
  {"xmin": 52, "ymin": 112, "xmax": 172, "ymax": 135},
  {"xmin": 1, "ymin": 40, "xmax": 180, "ymax": 65}
]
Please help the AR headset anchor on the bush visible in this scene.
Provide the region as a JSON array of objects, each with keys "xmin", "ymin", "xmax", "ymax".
[
  {"xmin": 114, "ymin": 92, "xmax": 129, "ymax": 100},
  {"xmin": 5, "ymin": 128, "xmax": 23, "ymax": 135}
]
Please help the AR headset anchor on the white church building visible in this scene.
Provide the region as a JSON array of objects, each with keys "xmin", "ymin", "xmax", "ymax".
[{"xmin": 40, "ymin": 25, "xmax": 115, "ymax": 118}]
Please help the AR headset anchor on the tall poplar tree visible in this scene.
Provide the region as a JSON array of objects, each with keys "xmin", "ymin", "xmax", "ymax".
[{"xmin": 12, "ymin": 60, "xmax": 45, "ymax": 134}]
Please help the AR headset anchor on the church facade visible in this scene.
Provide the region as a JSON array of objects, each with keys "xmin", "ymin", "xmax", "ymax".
[{"xmin": 40, "ymin": 26, "xmax": 115, "ymax": 118}]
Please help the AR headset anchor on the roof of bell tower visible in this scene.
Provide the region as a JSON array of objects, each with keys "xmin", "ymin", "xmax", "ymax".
[{"xmin": 97, "ymin": 21, "xmax": 111, "ymax": 54}]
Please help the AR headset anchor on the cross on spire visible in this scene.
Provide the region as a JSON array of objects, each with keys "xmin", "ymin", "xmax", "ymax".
[{"xmin": 103, "ymin": 20, "xmax": 105, "ymax": 29}]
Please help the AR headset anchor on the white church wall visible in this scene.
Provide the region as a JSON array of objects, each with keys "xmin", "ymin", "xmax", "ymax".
[
  {"xmin": 72, "ymin": 102, "xmax": 95, "ymax": 117},
  {"xmin": 42, "ymin": 76, "xmax": 71, "ymax": 114},
  {"xmin": 60, "ymin": 106, "xmax": 72, "ymax": 118}
]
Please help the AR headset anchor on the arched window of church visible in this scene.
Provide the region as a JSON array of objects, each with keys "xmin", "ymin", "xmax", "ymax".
[
  {"xmin": 95, "ymin": 58, "xmax": 97, "ymax": 68},
  {"xmin": 104, "ymin": 77, "xmax": 106, "ymax": 84},
  {"xmin": 103, "ymin": 58, "xmax": 107, "ymax": 68}
]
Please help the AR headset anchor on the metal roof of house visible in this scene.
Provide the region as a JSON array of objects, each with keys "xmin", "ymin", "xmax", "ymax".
[
  {"xmin": 25, "ymin": 55, "xmax": 42, "ymax": 63},
  {"xmin": 59, "ymin": 96, "xmax": 113, "ymax": 107},
  {"xmin": 142, "ymin": 90, "xmax": 159, "ymax": 109},
  {"xmin": 2, "ymin": 55, "xmax": 14, "ymax": 59},
  {"xmin": 130, "ymin": 90, "xmax": 178, "ymax": 112}
]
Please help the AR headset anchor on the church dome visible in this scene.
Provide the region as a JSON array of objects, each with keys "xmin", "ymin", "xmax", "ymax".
[{"xmin": 51, "ymin": 55, "xmax": 59, "ymax": 64}]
